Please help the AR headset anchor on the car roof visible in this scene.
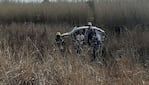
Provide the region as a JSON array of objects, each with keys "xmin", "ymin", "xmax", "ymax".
[
  {"xmin": 61, "ymin": 26, "xmax": 105, "ymax": 36},
  {"xmin": 71, "ymin": 26, "xmax": 105, "ymax": 33}
]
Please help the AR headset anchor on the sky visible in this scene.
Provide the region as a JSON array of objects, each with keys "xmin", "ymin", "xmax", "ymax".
[
  {"xmin": 24, "ymin": 0, "xmax": 86, "ymax": 2},
  {"xmin": 0, "ymin": 0, "xmax": 90, "ymax": 3},
  {"xmin": 23, "ymin": 0, "xmax": 45, "ymax": 2},
  {"xmin": 15, "ymin": 0, "xmax": 43, "ymax": 3},
  {"xmin": 0, "ymin": 0, "xmax": 55, "ymax": 3},
  {"xmin": 0, "ymin": 0, "xmax": 83, "ymax": 3}
]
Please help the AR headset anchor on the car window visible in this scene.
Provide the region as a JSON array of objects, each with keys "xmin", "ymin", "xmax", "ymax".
[
  {"xmin": 72, "ymin": 28, "xmax": 86, "ymax": 39},
  {"xmin": 73, "ymin": 29, "xmax": 83, "ymax": 34}
]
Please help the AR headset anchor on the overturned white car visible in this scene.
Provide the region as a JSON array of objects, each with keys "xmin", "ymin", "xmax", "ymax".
[
  {"xmin": 55, "ymin": 23, "xmax": 106, "ymax": 59},
  {"xmin": 61, "ymin": 25, "xmax": 105, "ymax": 43}
]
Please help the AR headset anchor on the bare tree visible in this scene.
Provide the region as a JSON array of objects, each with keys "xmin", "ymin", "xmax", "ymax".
[{"xmin": 87, "ymin": 0, "xmax": 96, "ymax": 23}]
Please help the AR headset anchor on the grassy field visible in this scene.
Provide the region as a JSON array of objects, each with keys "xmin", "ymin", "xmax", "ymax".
[
  {"xmin": 0, "ymin": 0, "xmax": 149, "ymax": 85},
  {"xmin": 0, "ymin": 23, "xmax": 148, "ymax": 85}
]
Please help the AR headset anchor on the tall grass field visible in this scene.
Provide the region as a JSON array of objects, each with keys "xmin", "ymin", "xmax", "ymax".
[
  {"xmin": 0, "ymin": 0, "xmax": 149, "ymax": 85},
  {"xmin": 0, "ymin": 23, "xmax": 148, "ymax": 85}
]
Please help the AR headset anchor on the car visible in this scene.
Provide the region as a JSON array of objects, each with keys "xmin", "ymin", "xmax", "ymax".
[{"xmin": 61, "ymin": 25, "xmax": 105, "ymax": 42}]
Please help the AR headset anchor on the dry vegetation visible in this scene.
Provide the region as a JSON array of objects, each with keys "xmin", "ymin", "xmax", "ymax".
[
  {"xmin": 0, "ymin": 0, "xmax": 149, "ymax": 85},
  {"xmin": 95, "ymin": 0, "xmax": 149, "ymax": 25},
  {"xmin": 0, "ymin": 23, "xmax": 148, "ymax": 85},
  {"xmin": 0, "ymin": 0, "xmax": 149, "ymax": 25},
  {"xmin": 0, "ymin": 3, "xmax": 89, "ymax": 24}
]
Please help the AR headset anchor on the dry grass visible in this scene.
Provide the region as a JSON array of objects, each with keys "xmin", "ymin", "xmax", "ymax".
[
  {"xmin": 0, "ymin": 1, "xmax": 149, "ymax": 85},
  {"xmin": 0, "ymin": 23, "xmax": 148, "ymax": 85}
]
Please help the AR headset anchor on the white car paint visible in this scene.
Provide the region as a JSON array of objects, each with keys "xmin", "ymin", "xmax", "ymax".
[{"xmin": 61, "ymin": 26, "xmax": 105, "ymax": 37}]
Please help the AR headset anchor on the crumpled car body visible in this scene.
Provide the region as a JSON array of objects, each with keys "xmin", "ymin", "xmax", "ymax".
[{"xmin": 61, "ymin": 26, "xmax": 105, "ymax": 42}]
